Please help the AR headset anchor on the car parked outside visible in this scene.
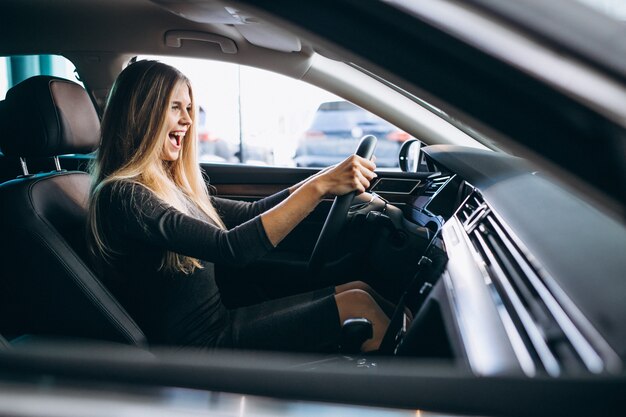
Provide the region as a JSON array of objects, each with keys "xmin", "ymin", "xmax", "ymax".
[
  {"xmin": 294, "ymin": 101, "xmax": 412, "ymax": 167},
  {"xmin": 197, "ymin": 106, "xmax": 273, "ymax": 165},
  {"xmin": 197, "ymin": 106, "xmax": 233, "ymax": 163}
]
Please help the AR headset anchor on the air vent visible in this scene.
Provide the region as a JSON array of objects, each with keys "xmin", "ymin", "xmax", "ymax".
[
  {"xmin": 423, "ymin": 174, "xmax": 452, "ymax": 196},
  {"xmin": 456, "ymin": 192, "xmax": 488, "ymax": 231},
  {"xmin": 456, "ymin": 192, "xmax": 606, "ymax": 376}
]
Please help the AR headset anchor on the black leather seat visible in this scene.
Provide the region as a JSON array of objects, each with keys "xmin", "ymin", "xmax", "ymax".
[{"xmin": 0, "ymin": 76, "xmax": 146, "ymax": 346}]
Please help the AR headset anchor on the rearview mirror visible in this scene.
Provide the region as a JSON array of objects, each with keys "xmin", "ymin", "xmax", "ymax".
[{"xmin": 398, "ymin": 139, "xmax": 421, "ymax": 172}]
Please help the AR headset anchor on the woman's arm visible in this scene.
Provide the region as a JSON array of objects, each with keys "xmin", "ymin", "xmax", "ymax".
[
  {"xmin": 261, "ymin": 155, "xmax": 376, "ymax": 246},
  {"xmin": 104, "ymin": 181, "xmax": 274, "ymax": 266},
  {"xmin": 287, "ymin": 165, "xmax": 333, "ymax": 194},
  {"xmin": 101, "ymin": 154, "xmax": 374, "ymax": 265},
  {"xmin": 213, "ymin": 158, "xmax": 369, "ymax": 228},
  {"xmin": 288, "ymin": 155, "xmax": 375, "ymax": 194},
  {"xmin": 212, "ymin": 189, "xmax": 289, "ymax": 228}
]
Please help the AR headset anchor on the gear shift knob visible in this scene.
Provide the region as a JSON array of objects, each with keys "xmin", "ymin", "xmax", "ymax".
[{"xmin": 339, "ymin": 318, "xmax": 373, "ymax": 353}]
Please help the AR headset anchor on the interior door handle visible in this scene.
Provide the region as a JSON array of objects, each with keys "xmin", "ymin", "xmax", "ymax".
[{"xmin": 164, "ymin": 30, "xmax": 238, "ymax": 54}]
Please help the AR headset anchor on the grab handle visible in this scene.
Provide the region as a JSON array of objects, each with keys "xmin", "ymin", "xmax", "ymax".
[{"xmin": 165, "ymin": 30, "xmax": 238, "ymax": 54}]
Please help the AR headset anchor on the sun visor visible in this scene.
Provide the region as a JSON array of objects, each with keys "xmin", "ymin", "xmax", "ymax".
[
  {"xmin": 151, "ymin": 0, "xmax": 301, "ymax": 53},
  {"xmin": 235, "ymin": 22, "xmax": 301, "ymax": 53},
  {"xmin": 151, "ymin": 0, "xmax": 241, "ymax": 24}
]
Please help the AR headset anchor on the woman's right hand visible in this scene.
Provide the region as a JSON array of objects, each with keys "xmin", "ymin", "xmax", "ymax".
[
  {"xmin": 261, "ymin": 155, "xmax": 376, "ymax": 247},
  {"xmin": 313, "ymin": 154, "xmax": 377, "ymax": 197}
]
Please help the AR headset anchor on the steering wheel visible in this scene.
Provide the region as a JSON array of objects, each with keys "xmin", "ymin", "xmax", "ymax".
[{"xmin": 308, "ymin": 135, "xmax": 378, "ymax": 273}]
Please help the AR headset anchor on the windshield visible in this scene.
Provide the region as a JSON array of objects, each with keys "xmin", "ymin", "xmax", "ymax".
[
  {"xmin": 576, "ymin": 0, "xmax": 626, "ymax": 21},
  {"xmin": 351, "ymin": 63, "xmax": 502, "ymax": 153}
]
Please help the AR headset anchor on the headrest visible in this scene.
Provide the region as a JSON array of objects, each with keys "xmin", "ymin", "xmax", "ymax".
[{"xmin": 0, "ymin": 76, "xmax": 100, "ymax": 157}]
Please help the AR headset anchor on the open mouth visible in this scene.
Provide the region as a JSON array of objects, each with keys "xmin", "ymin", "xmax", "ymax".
[{"xmin": 169, "ymin": 131, "xmax": 185, "ymax": 148}]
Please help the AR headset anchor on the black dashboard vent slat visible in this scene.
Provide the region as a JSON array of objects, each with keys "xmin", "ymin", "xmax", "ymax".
[
  {"xmin": 456, "ymin": 191, "xmax": 606, "ymax": 376},
  {"xmin": 456, "ymin": 192, "xmax": 482, "ymax": 224},
  {"xmin": 423, "ymin": 174, "xmax": 452, "ymax": 196}
]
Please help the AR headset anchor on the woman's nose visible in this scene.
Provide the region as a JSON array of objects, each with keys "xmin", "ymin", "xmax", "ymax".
[{"xmin": 180, "ymin": 110, "xmax": 192, "ymax": 126}]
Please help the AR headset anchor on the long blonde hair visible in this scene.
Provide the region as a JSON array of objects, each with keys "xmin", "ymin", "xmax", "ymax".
[{"xmin": 88, "ymin": 60, "xmax": 224, "ymax": 274}]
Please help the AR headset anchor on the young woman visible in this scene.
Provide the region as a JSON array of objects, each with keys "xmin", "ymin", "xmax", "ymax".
[{"xmin": 87, "ymin": 60, "xmax": 390, "ymax": 352}]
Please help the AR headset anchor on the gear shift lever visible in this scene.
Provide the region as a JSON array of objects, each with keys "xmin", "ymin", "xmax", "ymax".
[{"xmin": 339, "ymin": 318, "xmax": 373, "ymax": 353}]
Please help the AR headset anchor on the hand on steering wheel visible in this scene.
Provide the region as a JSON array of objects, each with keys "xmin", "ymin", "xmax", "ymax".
[{"xmin": 308, "ymin": 135, "xmax": 378, "ymax": 273}]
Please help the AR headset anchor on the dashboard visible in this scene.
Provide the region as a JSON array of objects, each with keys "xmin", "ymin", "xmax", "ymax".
[{"xmin": 393, "ymin": 145, "xmax": 625, "ymax": 377}]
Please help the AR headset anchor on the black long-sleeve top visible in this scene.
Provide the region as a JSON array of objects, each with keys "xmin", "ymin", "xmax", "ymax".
[{"xmin": 95, "ymin": 181, "xmax": 290, "ymax": 347}]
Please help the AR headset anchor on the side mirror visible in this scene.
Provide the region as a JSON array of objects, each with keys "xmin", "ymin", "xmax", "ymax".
[{"xmin": 398, "ymin": 139, "xmax": 422, "ymax": 172}]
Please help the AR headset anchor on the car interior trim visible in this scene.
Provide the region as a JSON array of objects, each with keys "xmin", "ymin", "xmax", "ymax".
[
  {"xmin": 487, "ymin": 198, "xmax": 624, "ymax": 374},
  {"xmin": 212, "ymin": 184, "xmax": 287, "ymax": 198},
  {"xmin": 464, "ymin": 0, "xmax": 626, "ymax": 81},
  {"xmin": 370, "ymin": 178, "xmax": 421, "ymax": 195},
  {"xmin": 427, "ymin": 146, "xmax": 624, "ymax": 373},
  {"xmin": 388, "ymin": 0, "xmax": 626, "ymax": 127},
  {"xmin": 446, "ymin": 214, "xmax": 537, "ymax": 376},
  {"xmin": 441, "ymin": 218, "xmax": 522, "ymax": 375},
  {"xmin": 472, "ymin": 224, "xmax": 562, "ymax": 377},
  {"xmin": 164, "ymin": 30, "xmax": 238, "ymax": 53},
  {"xmin": 487, "ymin": 215, "xmax": 604, "ymax": 374},
  {"xmin": 490, "ymin": 282, "xmax": 538, "ymax": 377}
]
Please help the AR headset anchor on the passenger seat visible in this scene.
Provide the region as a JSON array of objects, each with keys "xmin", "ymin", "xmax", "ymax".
[{"xmin": 0, "ymin": 75, "xmax": 146, "ymax": 346}]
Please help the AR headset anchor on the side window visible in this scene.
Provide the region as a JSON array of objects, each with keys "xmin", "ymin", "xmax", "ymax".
[
  {"xmin": 0, "ymin": 55, "xmax": 82, "ymax": 100},
  {"xmin": 139, "ymin": 56, "xmax": 411, "ymax": 168}
]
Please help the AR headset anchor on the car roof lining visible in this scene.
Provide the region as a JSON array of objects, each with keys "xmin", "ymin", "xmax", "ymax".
[
  {"xmin": 0, "ymin": 0, "xmax": 317, "ymax": 79},
  {"xmin": 0, "ymin": 0, "xmax": 482, "ymax": 149},
  {"xmin": 0, "ymin": 0, "xmax": 321, "ymax": 112}
]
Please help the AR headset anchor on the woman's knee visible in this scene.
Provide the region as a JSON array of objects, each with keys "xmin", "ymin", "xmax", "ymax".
[
  {"xmin": 351, "ymin": 280, "xmax": 372, "ymax": 293},
  {"xmin": 336, "ymin": 280, "xmax": 372, "ymax": 294},
  {"xmin": 335, "ymin": 289, "xmax": 378, "ymax": 319},
  {"xmin": 341, "ymin": 288, "xmax": 373, "ymax": 303}
]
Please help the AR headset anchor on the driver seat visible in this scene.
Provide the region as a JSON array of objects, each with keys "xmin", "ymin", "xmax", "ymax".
[{"xmin": 0, "ymin": 75, "xmax": 146, "ymax": 346}]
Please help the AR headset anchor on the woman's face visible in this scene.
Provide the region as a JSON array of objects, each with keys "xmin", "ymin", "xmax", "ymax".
[{"xmin": 161, "ymin": 82, "xmax": 192, "ymax": 162}]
